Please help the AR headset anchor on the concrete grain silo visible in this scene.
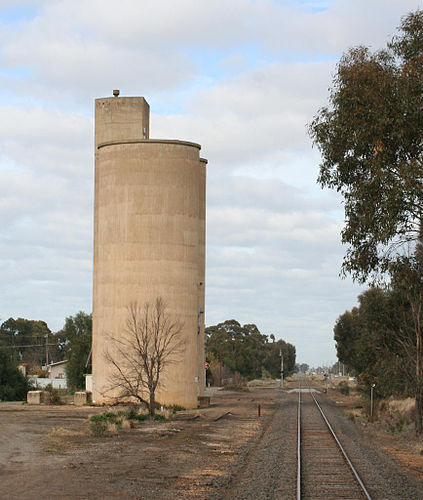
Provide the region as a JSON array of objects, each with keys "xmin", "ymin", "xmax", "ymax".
[{"xmin": 92, "ymin": 93, "xmax": 206, "ymax": 408}]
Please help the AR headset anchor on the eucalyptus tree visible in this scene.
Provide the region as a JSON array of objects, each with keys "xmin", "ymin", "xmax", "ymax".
[{"xmin": 309, "ymin": 10, "xmax": 423, "ymax": 432}]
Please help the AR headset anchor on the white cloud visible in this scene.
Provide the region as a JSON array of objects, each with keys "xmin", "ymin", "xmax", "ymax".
[{"xmin": 1, "ymin": 0, "xmax": 417, "ymax": 364}]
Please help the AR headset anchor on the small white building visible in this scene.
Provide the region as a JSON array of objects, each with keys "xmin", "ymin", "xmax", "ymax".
[
  {"xmin": 29, "ymin": 360, "xmax": 69, "ymax": 389},
  {"xmin": 47, "ymin": 360, "xmax": 68, "ymax": 380}
]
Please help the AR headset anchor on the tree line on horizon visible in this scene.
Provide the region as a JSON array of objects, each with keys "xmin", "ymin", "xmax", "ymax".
[
  {"xmin": 0, "ymin": 312, "xmax": 92, "ymax": 394},
  {"xmin": 205, "ymin": 319, "xmax": 296, "ymax": 384},
  {"xmin": 0, "ymin": 313, "xmax": 296, "ymax": 400}
]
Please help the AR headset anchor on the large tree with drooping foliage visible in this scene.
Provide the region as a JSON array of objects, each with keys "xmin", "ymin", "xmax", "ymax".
[
  {"xmin": 0, "ymin": 348, "xmax": 32, "ymax": 401},
  {"xmin": 334, "ymin": 287, "xmax": 415, "ymax": 399},
  {"xmin": 205, "ymin": 319, "xmax": 296, "ymax": 382},
  {"xmin": 310, "ymin": 10, "xmax": 423, "ymax": 433},
  {"xmin": 0, "ymin": 317, "xmax": 53, "ymax": 367},
  {"xmin": 310, "ymin": 10, "xmax": 423, "ymax": 280},
  {"xmin": 57, "ymin": 311, "xmax": 92, "ymax": 390}
]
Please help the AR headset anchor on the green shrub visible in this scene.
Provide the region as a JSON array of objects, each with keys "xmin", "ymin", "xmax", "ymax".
[
  {"xmin": 44, "ymin": 384, "xmax": 62, "ymax": 405},
  {"xmin": 89, "ymin": 412, "xmax": 123, "ymax": 435},
  {"xmin": 89, "ymin": 410, "xmax": 167, "ymax": 435},
  {"xmin": 125, "ymin": 408, "xmax": 139, "ymax": 420},
  {"xmin": 90, "ymin": 412, "xmax": 121, "ymax": 425},
  {"xmin": 0, "ymin": 349, "xmax": 32, "ymax": 401},
  {"xmin": 90, "ymin": 419, "xmax": 108, "ymax": 436},
  {"xmin": 338, "ymin": 381, "xmax": 350, "ymax": 396},
  {"xmin": 169, "ymin": 404, "xmax": 186, "ymax": 412},
  {"xmin": 128, "ymin": 412, "xmax": 166, "ymax": 422}
]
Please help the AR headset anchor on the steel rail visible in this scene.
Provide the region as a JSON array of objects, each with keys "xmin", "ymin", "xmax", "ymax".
[
  {"xmin": 307, "ymin": 380, "xmax": 372, "ymax": 500},
  {"xmin": 296, "ymin": 376, "xmax": 301, "ymax": 500}
]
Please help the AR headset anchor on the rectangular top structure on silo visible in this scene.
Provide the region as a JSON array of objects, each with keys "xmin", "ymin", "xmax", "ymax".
[{"xmin": 95, "ymin": 96, "xmax": 150, "ymax": 147}]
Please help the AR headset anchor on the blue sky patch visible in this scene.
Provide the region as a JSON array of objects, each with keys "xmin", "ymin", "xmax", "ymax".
[{"xmin": 0, "ymin": 4, "xmax": 38, "ymax": 24}]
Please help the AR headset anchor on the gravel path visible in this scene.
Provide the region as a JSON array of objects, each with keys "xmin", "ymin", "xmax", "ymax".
[
  {"xmin": 217, "ymin": 389, "xmax": 423, "ymax": 500},
  {"xmin": 219, "ymin": 392, "xmax": 298, "ymax": 500},
  {"xmin": 314, "ymin": 392, "xmax": 423, "ymax": 500}
]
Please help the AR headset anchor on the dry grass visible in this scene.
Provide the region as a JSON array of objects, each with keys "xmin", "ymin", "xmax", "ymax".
[
  {"xmin": 121, "ymin": 419, "xmax": 134, "ymax": 430},
  {"xmin": 386, "ymin": 397, "xmax": 415, "ymax": 415},
  {"xmin": 157, "ymin": 408, "xmax": 173, "ymax": 419},
  {"xmin": 377, "ymin": 397, "xmax": 415, "ymax": 434},
  {"xmin": 50, "ymin": 426, "xmax": 86, "ymax": 437},
  {"xmin": 106, "ymin": 422, "xmax": 118, "ymax": 435}
]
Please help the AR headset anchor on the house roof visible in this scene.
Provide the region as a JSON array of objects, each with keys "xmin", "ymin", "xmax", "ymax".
[{"xmin": 47, "ymin": 360, "xmax": 68, "ymax": 367}]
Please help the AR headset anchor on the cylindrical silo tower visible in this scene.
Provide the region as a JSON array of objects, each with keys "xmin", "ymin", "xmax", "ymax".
[{"xmin": 92, "ymin": 94, "xmax": 206, "ymax": 408}]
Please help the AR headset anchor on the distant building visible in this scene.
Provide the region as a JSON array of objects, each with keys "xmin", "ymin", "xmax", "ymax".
[
  {"xmin": 29, "ymin": 360, "xmax": 68, "ymax": 389},
  {"xmin": 18, "ymin": 363, "xmax": 28, "ymax": 377},
  {"xmin": 47, "ymin": 360, "xmax": 68, "ymax": 380}
]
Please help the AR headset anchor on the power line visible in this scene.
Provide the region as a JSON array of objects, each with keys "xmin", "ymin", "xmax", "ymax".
[{"xmin": 0, "ymin": 343, "xmax": 57, "ymax": 348}]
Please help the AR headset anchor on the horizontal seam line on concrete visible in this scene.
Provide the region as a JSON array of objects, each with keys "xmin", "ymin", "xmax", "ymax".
[{"xmin": 97, "ymin": 139, "xmax": 202, "ymax": 150}]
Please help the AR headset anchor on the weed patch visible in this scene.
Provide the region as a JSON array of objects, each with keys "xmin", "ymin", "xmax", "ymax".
[
  {"xmin": 89, "ymin": 410, "xmax": 167, "ymax": 435},
  {"xmin": 338, "ymin": 381, "xmax": 350, "ymax": 396}
]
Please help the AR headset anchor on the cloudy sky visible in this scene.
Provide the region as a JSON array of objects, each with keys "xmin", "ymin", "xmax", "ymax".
[{"xmin": 0, "ymin": 0, "xmax": 421, "ymax": 367}]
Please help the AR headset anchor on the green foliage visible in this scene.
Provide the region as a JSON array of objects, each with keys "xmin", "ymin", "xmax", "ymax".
[
  {"xmin": 309, "ymin": 10, "xmax": 423, "ymax": 281},
  {"xmin": 90, "ymin": 420, "xmax": 108, "ymax": 436},
  {"xmin": 151, "ymin": 413, "xmax": 167, "ymax": 421},
  {"xmin": 167, "ymin": 404, "xmax": 185, "ymax": 412},
  {"xmin": 298, "ymin": 363, "xmax": 309, "ymax": 373},
  {"xmin": 0, "ymin": 348, "xmax": 32, "ymax": 401},
  {"xmin": 205, "ymin": 319, "xmax": 296, "ymax": 382},
  {"xmin": 338, "ymin": 381, "xmax": 350, "ymax": 396},
  {"xmin": 334, "ymin": 285, "xmax": 416, "ymax": 398},
  {"xmin": 90, "ymin": 412, "xmax": 120, "ymax": 424},
  {"xmin": 311, "ymin": 8, "xmax": 423, "ymax": 434},
  {"xmin": 88, "ymin": 409, "xmax": 168, "ymax": 436},
  {"xmin": 89, "ymin": 410, "xmax": 166, "ymax": 434},
  {"xmin": 125, "ymin": 408, "xmax": 139, "ymax": 420},
  {"xmin": 0, "ymin": 317, "xmax": 52, "ymax": 366},
  {"xmin": 58, "ymin": 312, "xmax": 92, "ymax": 390}
]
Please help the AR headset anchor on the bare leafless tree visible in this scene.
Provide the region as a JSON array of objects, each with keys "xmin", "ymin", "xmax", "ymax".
[{"xmin": 104, "ymin": 297, "xmax": 184, "ymax": 418}]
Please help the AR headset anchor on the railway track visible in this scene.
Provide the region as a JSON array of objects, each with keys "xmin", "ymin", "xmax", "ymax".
[{"xmin": 297, "ymin": 378, "xmax": 372, "ymax": 499}]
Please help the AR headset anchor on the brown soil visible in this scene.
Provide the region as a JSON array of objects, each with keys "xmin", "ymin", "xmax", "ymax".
[
  {"xmin": 1, "ymin": 379, "xmax": 422, "ymax": 499},
  {"xmin": 0, "ymin": 386, "xmax": 281, "ymax": 499}
]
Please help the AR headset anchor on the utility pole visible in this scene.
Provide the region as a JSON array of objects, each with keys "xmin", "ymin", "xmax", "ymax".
[
  {"xmin": 280, "ymin": 350, "xmax": 284, "ymax": 388},
  {"xmin": 370, "ymin": 383, "xmax": 376, "ymax": 420},
  {"xmin": 45, "ymin": 334, "xmax": 49, "ymax": 367}
]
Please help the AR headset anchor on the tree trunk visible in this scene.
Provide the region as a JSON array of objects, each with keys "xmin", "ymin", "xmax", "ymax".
[
  {"xmin": 416, "ymin": 330, "xmax": 423, "ymax": 435},
  {"xmin": 149, "ymin": 391, "xmax": 155, "ymax": 420},
  {"xmin": 416, "ymin": 383, "xmax": 423, "ymax": 435}
]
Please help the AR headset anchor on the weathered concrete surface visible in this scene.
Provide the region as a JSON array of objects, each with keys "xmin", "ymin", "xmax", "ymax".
[
  {"xmin": 74, "ymin": 392, "xmax": 89, "ymax": 406},
  {"xmin": 27, "ymin": 391, "xmax": 48, "ymax": 405},
  {"xmin": 92, "ymin": 96, "xmax": 207, "ymax": 408}
]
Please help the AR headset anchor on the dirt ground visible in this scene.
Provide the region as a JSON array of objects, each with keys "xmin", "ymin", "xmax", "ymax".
[
  {"xmin": 1, "ymin": 379, "xmax": 422, "ymax": 499},
  {"xmin": 0, "ymin": 385, "xmax": 282, "ymax": 499}
]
